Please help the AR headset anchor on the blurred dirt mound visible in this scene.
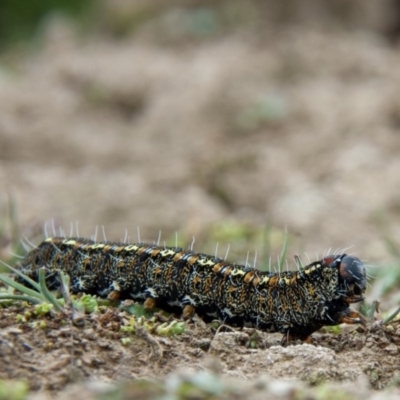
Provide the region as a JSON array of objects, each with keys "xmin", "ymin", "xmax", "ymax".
[{"xmin": 1, "ymin": 13, "xmax": 400, "ymax": 261}]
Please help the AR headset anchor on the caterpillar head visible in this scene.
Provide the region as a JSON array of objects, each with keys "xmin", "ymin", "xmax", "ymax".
[{"xmin": 322, "ymin": 254, "xmax": 367, "ymax": 303}]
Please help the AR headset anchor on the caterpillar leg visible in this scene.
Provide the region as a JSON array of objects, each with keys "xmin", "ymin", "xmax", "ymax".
[
  {"xmin": 144, "ymin": 297, "xmax": 157, "ymax": 310},
  {"xmin": 107, "ymin": 290, "xmax": 121, "ymax": 301},
  {"xmin": 281, "ymin": 332, "xmax": 313, "ymax": 346},
  {"xmin": 338, "ymin": 308, "xmax": 367, "ymax": 326},
  {"xmin": 182, "ymin": 305, "xmax": 195, "ymax": 319}
]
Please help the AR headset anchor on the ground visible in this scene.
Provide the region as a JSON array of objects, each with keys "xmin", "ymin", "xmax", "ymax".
[
  {"xmin": 1, "ymin": 1, "xmax": 400, "ymax": 398},
  {"xmin": 1, "ymin": 300, "xmax": 400, "ymax": 399}
]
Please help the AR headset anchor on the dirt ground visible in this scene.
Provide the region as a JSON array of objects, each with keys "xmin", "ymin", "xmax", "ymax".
[
  {"xmin": 1, "ymin": 301, "xmax": 400, "ymax": 399},
  {"xmin": 1, "ymin": 0, "xmax": 400, "ymax": 398}
]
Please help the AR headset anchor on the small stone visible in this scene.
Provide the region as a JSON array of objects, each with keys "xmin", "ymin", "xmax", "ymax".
[
  {"xmin": 385, "ymin": 343, "xmax": 398, "ymax": 355},
  {"xmin": 85, "ymin": 380, "xmax": 115, "ymax": 394},
  {"xmin": 83, "ymin": 328, "xmax": 95, "ymax": 339}
]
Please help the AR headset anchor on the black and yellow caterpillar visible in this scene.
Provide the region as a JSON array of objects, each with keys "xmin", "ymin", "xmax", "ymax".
[{"xmin": 16, "ymin": 236, "xmax": 367, "ymax": 343}]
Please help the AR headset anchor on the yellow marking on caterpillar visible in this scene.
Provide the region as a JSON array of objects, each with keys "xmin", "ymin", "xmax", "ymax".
[
  {"xmin": 124, "ymin": 244, "xmax": 139, "ymax": 252},
  {"xmin": 212, "ymin": 263, "xmax": 223, "ymax": 273},
  {"xmin": 193, "ymin": 275, "xmax": 202, "ymax": 284},
  {"xmin": 91, "ymin": 243, "xmax": 105, "ymax": 250},
  {"xmin": 172, "ymin": 252, "xmax": 184, "ymax": 261},
  {"xmin": 198, "ymin": 259, "xmax": 215, "ymax": 267},
  {"xmin": 114, "ymin": 246, "xmax": 126, "ymax": 252},
  {"xmin": 278, "ymin": 278, "xmax": 286, "ymax": 285},
  {"xmin": 45, "ymin": 237, "xmax": 54, "ymax": 243},
  {"xmin": 187, "ymin": 255, "xmax": 200, "ymax": 265},
  {"xmin": 260, "ymin": 276, "xmax": 270, "ymax": 284},
  {"xmin": 160, "ymin": 249, "xmax": 176, "ymax": 257},
  {"xmin": 252, "ymin": 276, "xmax": 260, "ymax": 286},
  {"xmin": 153, "ymin": 266, "xmax": 162, "ymax": 275},
  {"xmin": 64, "ymin": 239, "xmax": 77, "ymax": 246},
  {"xmin": 150, "ymin": 248, "xmax": 161, "ymax": 257},
  {"xmin": 136, "ymin": 246, "xmax": 148, "ymax": 255},
  {"xmin": 304, "ymin": 264, "xmax": 320, "ymax": 274},
  {"xmin": 244, "ymin": 271, "xmax": 255, "ymax": 283},
  {"xmin": 231, "ymin": 268, "xmax": 246, "ymax": 276},
  {"xmin": 269, "ymin": 276, "xmax": 279, "ymax": 286}
]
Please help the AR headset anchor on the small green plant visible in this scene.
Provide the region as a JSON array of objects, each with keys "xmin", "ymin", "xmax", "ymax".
[
  {"xmin": 120, "ymin": 315, "xmax": 185, "ymax": 338},
  {"xmin": 33, "ymin": 302, "xmax": 53, "ymax": 316},
  {"xmin": 0, "ymin": 265, "xmax": 64, "ymax": 312},
  {"xmin": 322, "ymin": 325, "xmax": 342, "ymax": 335},
  {"xmin": 120, "ymin": 337, "xmax": 132, "ymax": 346},
  {"xmin": 119, "ymin": 301, "xmax": 158, "ymax": 319},
  {"xmin": 0, "ymin": 262, "xmax": 100, "ymax": 323},
  {"xmin": 66, "ymin": 293, "xmax": 99, "ymax": 314}
]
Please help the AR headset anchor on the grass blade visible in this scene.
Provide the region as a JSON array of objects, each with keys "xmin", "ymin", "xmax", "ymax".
[
  {"xmin": 38, "ymin": 268, "xmax": 63, "ymax": 312},
  {"xmin": 278, "ymin": 229, "xmax": 289, "ymax": 272},
  {"xmin": 383, "ymin": 234, "xmax": 400, "ymax": 260},
  {"xmin": 0, "ymin": 294, "xmax": 42, "ymax": 304},
  {"xmin": 261, "ymin": 219, "xmax": 271, "ymax": 271},
  {"xmin": 59, "ymin": 271, "xmax": 73, "ymax": 307},
  {"xmin": 8, "ymin": 192, "xmax": 20, "ymax": 250},
  {"xmin": 383, "ymin": 306, "xmax": 400, "ymax": 325},
  {"xmin": 0, "ymin": 260, "xmax": 40, "ymax": 291},
  {"xmin": 0, "ymin": 273, "xmax": 43, "ymax": 300}
]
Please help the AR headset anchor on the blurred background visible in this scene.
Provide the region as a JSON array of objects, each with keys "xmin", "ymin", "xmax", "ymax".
[{"xmin": 1, "ymin": 0, "xmax": 400, "ymax": 292}]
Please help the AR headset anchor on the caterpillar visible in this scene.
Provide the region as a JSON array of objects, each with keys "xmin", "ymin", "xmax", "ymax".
[{"xmin": 15, "ymin": 236, "xmax": 367, "ymax": 343}]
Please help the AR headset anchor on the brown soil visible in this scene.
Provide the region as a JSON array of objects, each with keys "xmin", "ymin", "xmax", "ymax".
[
  {"xmin": 1, "ymin": 301, "xmax": 400, "ymax": 399},
  {"xmin": 1, "ymin": 1, "xmax": 400, "ymax": 398}
]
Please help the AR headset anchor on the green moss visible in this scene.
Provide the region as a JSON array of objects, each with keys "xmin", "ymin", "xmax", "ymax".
[
  {"xmin": 120, "ymin": 315, "xmax": 185, "ymax": 337},
  {"xmin": 73, "ymin": 294, "xmax": 99, "ymax": 314},
  {"xmin": 156, "ymin": 320, "xmax": 185, "ymax": 336},
  {"xmin": 33, "ymin": 302, "xmax": 53, "ymax": 316},
  {"xmin": 323, "ymin": 325, "xmax": 342, "ymax": 335},
  {"xmin": 120, "ymin": 337, "xmax": 132, "ymax": 346},
  {"xmin": 120, "ymin": 302, "xmax": 157, "ymax": 318}
]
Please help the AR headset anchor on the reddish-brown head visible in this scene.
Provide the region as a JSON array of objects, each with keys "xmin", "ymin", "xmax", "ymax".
[{"xmin": 322, "ymin": 254, "xmax": 367, "ymax": 302}]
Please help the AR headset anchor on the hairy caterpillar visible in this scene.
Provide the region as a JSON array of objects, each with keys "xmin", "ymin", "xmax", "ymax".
[{"xmin": 16, "ymin": 236, "xmax": 367, "ymax": 343}]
